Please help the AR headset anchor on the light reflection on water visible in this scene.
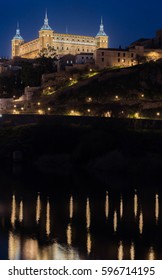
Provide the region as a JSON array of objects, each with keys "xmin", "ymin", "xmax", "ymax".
[{"xmin": 0, "ymin": 188, "xmax": 162, "ymax": 260}]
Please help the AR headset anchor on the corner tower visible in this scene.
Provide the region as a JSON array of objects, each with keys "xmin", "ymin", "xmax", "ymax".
[
  {"xmin": 12, "ymin": 23, "xmax": 24, "ymax": 58},
  {"xmin": 95, "ymin": 17, "xmax": 108, "ymax": 48},
  {"xmin": 39, "ymin": 10, "xmax": 54, "ymax": 50}
]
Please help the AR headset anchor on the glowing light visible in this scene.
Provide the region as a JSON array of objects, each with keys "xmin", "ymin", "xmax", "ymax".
[
  {"xmin": 141, "ymin": 94, "xmax": 144, "ymax": 98},
  {"xmin": 155, "ymin": 193, "xmax": 159, "ymax": 224},
  {"xmin": 134, "ymin": 112, "xmax": 140, "ymax": 118},
  {"xmin": 23, "ymin": 239, "xmax": 39, "ymax": 260},
  {"xmin": 14, "ymin": 105, "xmax": 17, "ymax": 108},
  {"xmin": 113, "ymin": 210, "xmax": 117, "ymax": 232},
  {"xmin": 36, "ymin": 193, "xmax": 41, "ymax": 224},
  {"xmin": 89, "ymin": 68, "xmax": 92, "ymax": 72},
  {"xmin": 105, "ymin": 111, "xmax": 111, "ymax": 118},
  {"xmin": 130, "ymin": 242, "xmax": 135, "ymax": 260},
  {"xmin": 67, "ymin": 224, "xmax": 72, "ymax": 246},
  {"xmin": 87, "ymin": 97, "xmax": 92, "ymax": 102},
  {"xmin": 148, "ymin": 247, "xmax": 155, "ymax": 260},
  {"xmin": 69, "ymin": 110, "xmax": 81, "ymax": 116},
  {"xmin": 38, "ymin": 109, "xmax": 44, "ymax": 115},
  {"xmin": 11, "ymin": 194, "xmax": 16, "ymax": 228},
  {"xmin": 139, "ymin": 210, "xmax": 143, "ymax": 235},
  {"xmin": 156, "ymin": 112, "xmax": 160, "ymax": 116},
  {"xmin": 86, "ymin": 198, "xmax": 91, "ymax": 230},
  {"xmin": 115, "ymin": 95, "xmax": 119, "ymax": 100},
  {"xmin": 105, "ymin": 191, "xmax": 109, "ymax": 220},
  {"xmin": 134, "ymin": 192, "xmax": 138, "ymax": 219},
  {"xmin": 19, "ymin": 200, "xmax": 23, "ymax": 223},
  {"xmin": 69, "ymin": 196, "xmax": 73, "ymax": 219},
  {"xmin": 87, "ymin": 109, "xmax": 91, "ymax": 113},
  {"xmin": 48, "ymin": 107, "xmax": 51, "ymax": 111},
  {"xmin": 46, "ymin": 199, "xmax": 51, "ymax": 236},
  {"xmin": 37, "ymin": 102, "xmax": 41, "ymax": 106},
  {"xmin": 87, "ymin": 231, "xmax": 92, "ymax": 255},
  {"xmin": 21, "ymin": 107, "xmax": 24, "ymax": 111},
  {"xmin": 120, "ymin": 195, "xmax": 123, "ymax": 219},
  {"xmin": 8, "ymin": 231, "xmax": 21, "ymax": 260},
  {"xmin": 118, "ymin": 241, "xmax": 124, "ymax": 260}
]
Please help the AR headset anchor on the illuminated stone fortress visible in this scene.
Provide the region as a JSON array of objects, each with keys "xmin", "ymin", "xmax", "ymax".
[{"xmin": 12, "ymin": 12, "xmax": 108, "ymax": 59}]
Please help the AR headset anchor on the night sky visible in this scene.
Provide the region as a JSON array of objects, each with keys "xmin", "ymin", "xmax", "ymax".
[{"xmin": 1, "ymin": 0, "xmax": 162, "ymax": 58}]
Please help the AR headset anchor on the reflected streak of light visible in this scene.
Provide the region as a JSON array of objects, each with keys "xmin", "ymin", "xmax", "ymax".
[
  {"xmin": 134, "ymin": 193, "xmax": 138, "ymax": 219},
  {"xmin": 148, "ymin": 247, "xmax": 155, "ymax": 260},
  {"xmin": 87, "ymin": 231, "xmax": 92, "ymax": 255},
  {"xmin": 139, "ymin": 210, "xmax": 143, "ymax": 235},
  {"xmin": 105, "ymin": 191, "xmax": 109, "ymax": 220},
  {"xmin": 120, "ymin": 195, "xmax": 123, "ymax": 219},
  {"xmin": 8, "ymin": 231, "xmax": 21, "ymax": 260},
  {"xmin": 70, "ymin": 196, "xmax": 73, "ymax": 219},
  {"xmin": 86, "ymin": 198, "xmax": 91, "ymax": 230},
  {"xmin": 46, "ymin": 200, "xmax": 51, "ymax": 236},
  {"xmin": 155, "ymin": 194, "xmax": 159, "ymax": 224},
  {"xmin": 113, "ymin": 210, "xmax": 117, "ymax": 232},
  {"xmin": 67, "ymin": 224, "xmax": 72, "ymax": 246},
  {"xmin": 23, "ymin": 239, "xmax": 39, "ymax": 260},
  {"xmin": 118, "ymin": 241, "xmax": 124, "ymax": 260},
  {"xmin": 11, "ymin": 194, "xmax": 16, "ymax": 228},
  {"xmin": 19, "ymin": 200, "xmax": 23, "ymax": 223},
  {"xmin": 130, "ymin": 242, "xmax": 135, "ymax": 260},
  {"xmin": 36, "ymin": 193, "xmax": 41, "ymax": 224}
]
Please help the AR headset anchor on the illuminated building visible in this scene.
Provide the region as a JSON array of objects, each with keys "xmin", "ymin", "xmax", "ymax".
[
  {"xmin": 95, "ymin": 30, "xmax": 162, "ymax": 69},
  {"xmin": 12, "ymin": 12, "xmax": 108, "ymax": 59}
]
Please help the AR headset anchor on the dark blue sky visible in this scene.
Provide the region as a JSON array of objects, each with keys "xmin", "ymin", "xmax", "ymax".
[{"xmin": 1, "ymin": 0, "xmax": 162, "ymax": 57}]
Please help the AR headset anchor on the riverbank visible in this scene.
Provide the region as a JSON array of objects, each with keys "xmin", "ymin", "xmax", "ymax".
[{"xmin": 0, "ymin": 115, "xmax": 162, "ymax": 189}]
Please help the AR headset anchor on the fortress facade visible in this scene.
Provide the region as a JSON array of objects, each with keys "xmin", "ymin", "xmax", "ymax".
[{"xmin": 12, "ymin": 12, "xmax": 108, "ymax": 59}]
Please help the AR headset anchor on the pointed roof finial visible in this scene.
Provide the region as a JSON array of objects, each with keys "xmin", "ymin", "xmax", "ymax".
[
  {"xmin": 41, "ymin": 9, "xmax": 52, "ymax": 30},
  {"xmin": 97, "ymin": 16, "xmax": 107, "ymax": 36},
  {"xmin": 13, "ymin": 22, "xmax": 24, "ymax": 40}
]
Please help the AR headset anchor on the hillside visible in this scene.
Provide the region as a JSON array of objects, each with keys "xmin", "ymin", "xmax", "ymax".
[{"xmin": 40, "ymin": 61, "xmax": 162, "ymax": 118}]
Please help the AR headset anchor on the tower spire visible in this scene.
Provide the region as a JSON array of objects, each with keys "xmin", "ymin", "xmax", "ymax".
[
  {"xmin": 45, "ymin": 9, "xmax": 48, "ymax": 25},
  {"xmin": 41, "ymin": 9, "xmax": 52, "ymax": 30},
  {"xmin": 13, "ymin": 22, "xmax": 23, "ymax": 40},
  {"xmin": 97, "ymin": 16, "xmax": 107, "ymax": 36}
]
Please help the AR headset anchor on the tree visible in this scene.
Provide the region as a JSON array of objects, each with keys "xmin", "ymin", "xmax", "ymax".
[
  {"xmin": 37, "ymin": 46, "xmax": 57, "ymax": 73},
  {"xmin": 38, "ymin": 46, "xmax": 57, "ymax": 59}
]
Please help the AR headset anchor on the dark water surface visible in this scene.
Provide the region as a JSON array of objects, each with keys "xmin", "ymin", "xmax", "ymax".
[{"xmin": 0, "ymin": 170, "xmax": 162, "ymax": 260}]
